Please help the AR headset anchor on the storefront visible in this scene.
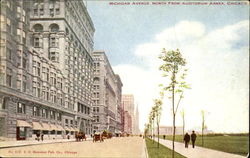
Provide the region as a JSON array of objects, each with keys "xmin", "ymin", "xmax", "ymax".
[{"xmin": 16, "ymin": 120, "xmax": 32, "ymax": 140}]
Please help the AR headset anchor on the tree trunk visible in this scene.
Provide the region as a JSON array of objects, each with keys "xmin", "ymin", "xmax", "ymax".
[
  {"xmin": 157, "ymin": 122, "xmax": 159, "ymax": 148},
  {"xmin": 153, "ymin": 119, "xmax": 155, "ymax": 144},
  {"xmin": 202, "ymin": 120, "xmax": 204, "ymax": 146},
  {"xmin": 183, "ymin": 115, "xmax": 185, "ymax": 137},
  {"xmin": 172, "ymin": 84, "xmax": 175, "ymax": 158}
]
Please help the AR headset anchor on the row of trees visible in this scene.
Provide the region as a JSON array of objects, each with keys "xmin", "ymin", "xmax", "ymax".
[{"xmin": 144, "ymin": 48, "xmax": 190, "ymax": 158}]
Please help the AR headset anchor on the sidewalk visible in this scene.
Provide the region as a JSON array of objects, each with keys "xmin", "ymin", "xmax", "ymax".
[
  {"xmin": 155, "ymin": 138, "xmax": 246, "ymax": 158},
  {"xmin": 0, "ymin": 138, "xmax": 93, "ymax": 149},
  {"xmin": 142, "ymin": 138, "xmax": 149, "ymax": 158}
]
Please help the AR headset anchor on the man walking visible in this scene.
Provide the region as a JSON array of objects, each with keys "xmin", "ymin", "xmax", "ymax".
[
  {"xmin": 183, "ymin": 133, "xmax": 190, "ymax": 148},
  {"xmin": 191, "ymin": 130, "xmax": 197, "ymax": 148}
]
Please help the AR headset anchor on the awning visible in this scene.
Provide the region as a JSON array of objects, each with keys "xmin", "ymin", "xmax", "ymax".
[
  {"xmin": 32, "ymin": 122, "xmax": 43, "ymax": 130},
  {"xmin": 69, "ymin": 127, "xmax": 75, "ymax": 131},
  {"xmin": 17, "ymin": 120, "xmax": 32, "ymax": 127},
  {"xmin": 41, "ymin": 123, "xmax": 51, "ymax": 131},
  {"xmin": 50, "ymin": 124, "xmax": 58, "ymax": 131},
  {"xmin": 64, "ymin": 126, "xmax": 70, "ymax": 131},
  {"xmin": 115, "ymin": 130, "xmax": 122, "ymax": 134},
  {"xmin": 57, "ymin": 125, "xmax": 64, "ymax": 131},
  {"xmin": 74, "ymin": 128, "xmax": 79, "ymax": 132}
]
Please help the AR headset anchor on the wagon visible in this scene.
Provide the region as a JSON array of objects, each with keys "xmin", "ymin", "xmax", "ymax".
[{"xmin": 93, "ymin": 133, "xmax": 103, "ymax": 142}]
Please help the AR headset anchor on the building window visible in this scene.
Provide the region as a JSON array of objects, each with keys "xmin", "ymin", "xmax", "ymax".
[
  {"xmin": 34, "ymin": 9, "xmax": 38, "ymax": 16},
  {"xmin": 50, "ymin": 37, "xmax": 58, "ymax": 47},
  {"xmin": 57, "ymin": 78, "xmax": 62, "ymax": 89},
  {"xmin": 22, "ymin": 76, "xmax": 27, "ymax": 93},
  {"xmin": 33, "ymin": 24, "xmax": 43, "ymax": 32},
  {"xmin": 6, "ymin": 48, "xmax": 12, "ymax": 61},
  {"xmin": 33, "ymin": 106, "xmax": 40, "ymax": 116},
  {"xmin": 42, "ymin": 109, "xmax": 48, "ymax": 118},
  {"xmin": 49, "ymin": 52, "xmax": 59, "ymax": 62},
  {"xmin": 50, "ymin": 111, "xmax": 55, "ymax": 120},
  {"xmin": 34, "ymin": 38, "xmax": 40, "ymax": 47},
  {"xmin": 6, "ymin": 18, "xmax": 11, "ymax": 33},
  {"xmin": 17, "ymin": 80, "xmax": 21, "ymax": 90},
  {"xmin": 37, "ymin": 82, "xmax": 41, "ymax": 97},
  {"xmin": 56, "ymin": 8, "xmax": 60, "ymax": 15},
  {"xmin": 57, "ymin": 113, "xmax": 61, "ymax": 121},
  {"xmin": 42, "ymin": 67, "xmax": 49, "ymax": 81},
  {"xmin": 33, "ymin": 61, "xmax": 41, "ymax": 76},
  {"xmin": 22, "ymin": 58, "xmax": 27, "ymax": 69},
  {"xmin": 65, "ymin": 119, "xmax": 68, "ymax": 124},
  {"xmin": 50, "ymin": 9, "xmax": 54, "ymax": 16},
  {"xmin": 6, "ymin": 74, "xmax": 12, "ymax": 87},
  {"xmin": 50, "ymin": 24, "xmax": 59, "ymax": 32},
  {"xmin": 40, "ymin": 8, "xmax": 44, "ymax": 15},
  {"xmin": 17, "ymin": 103, "xmax": 25, "ymax": 114},
  {"xmin": 70, "ymin": 120, "xmax": 73, "ymax": 125},
  {"xmin": 94, "ymin": 116, "xmax": 99, "ymax": 122}
]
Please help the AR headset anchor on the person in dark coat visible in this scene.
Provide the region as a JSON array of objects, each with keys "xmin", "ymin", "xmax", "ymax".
[
  {"xmin": 41, "ymin": 133, "xmax": 44, "ymax": 141},
  {"xmin": 163, "ymin": 135, "xmax": 166, "ymax": 140},
  {"xmin": 191, "ymin": 130, "xmax": 197, "ymax": 148},
  {"xmin": 36, "ymin": 131, "xmax": 40, "ymax": 141},
  {"xmin": 183, "ymin": 133, "xmax": 190, "ymax": 148}
]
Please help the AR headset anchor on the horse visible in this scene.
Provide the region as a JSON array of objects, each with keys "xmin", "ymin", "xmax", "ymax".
[
  {"xmin": 75, "ymin": 132, "xmax": 86, "ymax": 141},
  {"xmin": 93, "ymin": 133, "xmax": 104, "ymax": 142}
]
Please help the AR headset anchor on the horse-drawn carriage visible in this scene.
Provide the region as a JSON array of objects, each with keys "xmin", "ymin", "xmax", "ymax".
[
  {"xmin": 93, "ymin": 132, "xmax": 103, "ymax": 142},
  {"xmin": 75, "ymin": 131, "xmax": 86, "ymax": 141},
  {"xmin": 101, "ymin": 130, "xmax": 112, "ymax": 139}
]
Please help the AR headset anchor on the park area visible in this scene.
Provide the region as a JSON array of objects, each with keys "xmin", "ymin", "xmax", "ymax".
[
  {"xmin": 158, "ymin": 134, "xmax": 249, "ymax": 156},
  {"xmin": 146, "ymin": 137, "xmax": 186, "ymax": 158}
]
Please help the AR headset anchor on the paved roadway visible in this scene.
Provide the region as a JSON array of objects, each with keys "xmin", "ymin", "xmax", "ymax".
[
  {"xmin": 0, "ymin": 137, "xmax": 147, "ymax": 158},
  {"xmin": 156, "ymin": 138, "xmax": 246, "ymax": 158}
]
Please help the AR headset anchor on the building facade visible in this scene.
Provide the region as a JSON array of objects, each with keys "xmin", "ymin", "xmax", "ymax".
[
  {"xmin": 134, "ymin": 105, "xmax": 140, "ymax": 134},
  {"xmin": 92, "ymin": 51, "xmax": 123, "ymax": 134},
  {"xmin": 155, "ymin": 126, "xmax": 183, "ymax": 135},
  {"xmin": 123, "ymin": 111, "xmax": 132, "ymax": 134},
  {"xmin": 122, "ymin": 94, "xmax": 140, "ymax": 135},
  {"xmin": 0, "ymin": 0, "xmax": 95, "ymax": 140}
]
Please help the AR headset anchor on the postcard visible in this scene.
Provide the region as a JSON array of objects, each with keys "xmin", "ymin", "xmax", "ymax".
[{"xmin": 0, "ymin": 0, "xmax": 249, "ymax": 157}]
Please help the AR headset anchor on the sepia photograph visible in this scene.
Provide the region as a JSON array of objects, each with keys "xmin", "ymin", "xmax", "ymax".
[{"xmin": 0, "ymin": 0, "xmax": 249, "ymax": 157}]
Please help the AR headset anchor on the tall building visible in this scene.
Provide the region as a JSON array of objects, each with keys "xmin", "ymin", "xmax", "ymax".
[
  {"xmin": 122, "ymin": 94, "xmax": 139, "ymax": 135},
  {"xmin": 0, "ymin": 0, "xmax": 95, "ymax": 140},
  {"xmin": 92, "ymin": 51, "xmax": 123, "ymax": 134},
  {"xmin": 123, "ymin": 111, "xmax": 132, "ymax": 134},
  {"xmin": 134, "ymin": 104, "xmax": 140, "ymax": 134}
]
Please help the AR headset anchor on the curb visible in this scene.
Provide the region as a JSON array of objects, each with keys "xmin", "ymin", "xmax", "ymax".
[{"xmin": 0, "ymin": 140, "xmax": 78, "ymax": 149}]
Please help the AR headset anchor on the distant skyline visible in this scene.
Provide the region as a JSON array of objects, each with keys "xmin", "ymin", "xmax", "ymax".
[{"xmin": 88, "ymin": 1, "xmax": 249, "ymax": 133}]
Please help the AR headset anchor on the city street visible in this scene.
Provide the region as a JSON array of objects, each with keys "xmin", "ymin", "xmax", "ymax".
[{"xmin": 0, "ymin": 137, "xmax": 147, "ymax": 158}]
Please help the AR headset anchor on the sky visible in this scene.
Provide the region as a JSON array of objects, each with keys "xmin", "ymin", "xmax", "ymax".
[{"xmin": 87, "ymin": 1, "xmax": 249, "ymax": 133}]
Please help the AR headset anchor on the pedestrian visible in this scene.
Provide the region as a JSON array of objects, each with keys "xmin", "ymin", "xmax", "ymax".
[
  {"xmin": 191, "ymin": 130, "xmax": 197, "ymax": 148},
  {"xmin": 41, "ymin": 133, "xmax": 44, "ymax": 141},
  {"xmin": 163, "ymin": 135, "xmax": 166, "ymax": 140},
  {"xmin": 36, "ymin": 131, "xmax": 40, "ymax": 141},
  {"xmin": 67, "ymin": 133, "xmax": 70, "ymax": 139},
  {"xmin": 183, "ymin": 133, "xmax": 190, "ymax": 148}
]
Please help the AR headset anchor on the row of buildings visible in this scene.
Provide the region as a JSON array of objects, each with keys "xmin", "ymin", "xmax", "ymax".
[{"xmin": 0, "ymin": 0, "xmax": 139, "ymax": 141}]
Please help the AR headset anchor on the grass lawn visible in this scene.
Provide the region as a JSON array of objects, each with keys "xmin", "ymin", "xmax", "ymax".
[
  {"xmin": 158, "ymin": 135, "xmax": 249, "ymax": 156},
  {"xmin": 145, "ymin": 137, "xmax": 186, "ymax": 158}
]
